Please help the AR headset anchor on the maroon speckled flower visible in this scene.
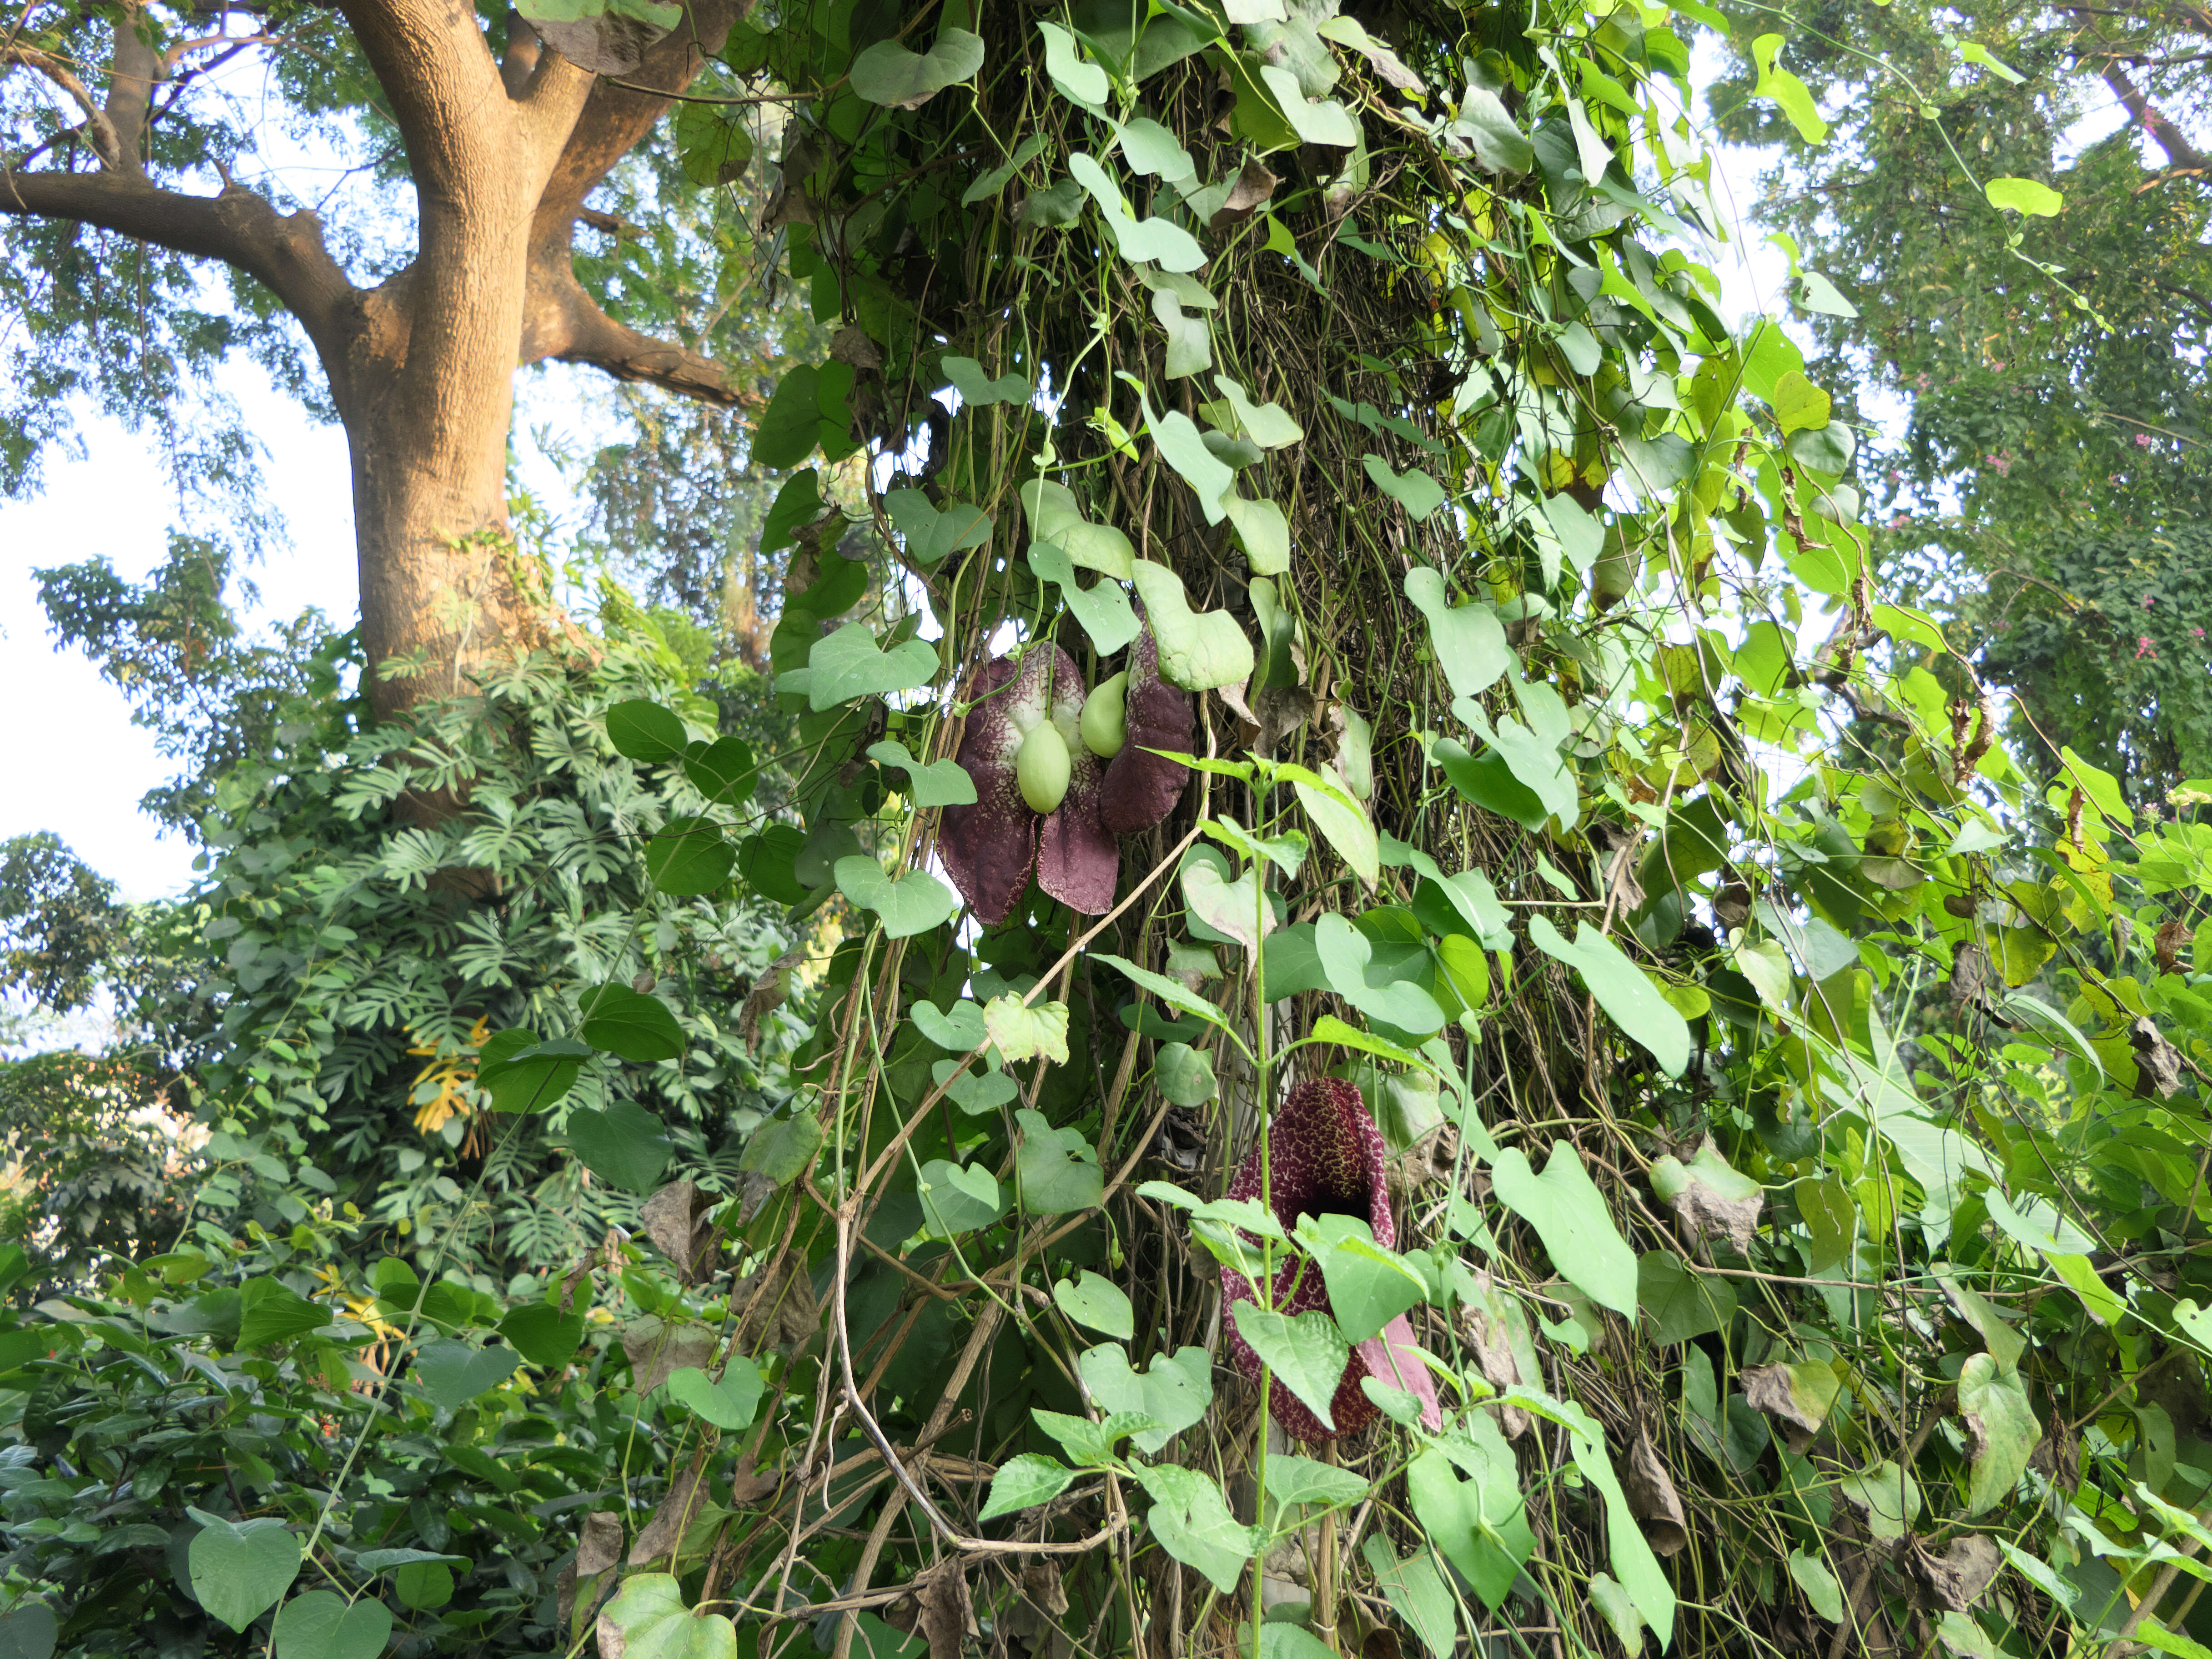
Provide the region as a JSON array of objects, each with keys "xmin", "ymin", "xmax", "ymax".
[
  {"xmin": 1220, "ymin": 1077, "xmax": 1444, "ymax": 1442},
  {"xmin": 940, "ymin": 643, "xmax": 1115, "ymax": 926},
  {"xmin": 939, "ymin": 622, "xmax": 1193, "ymax": 928},
  {"xmin": 1099, "ymin": 613, "xmax": 1194, "ymax": 835}
]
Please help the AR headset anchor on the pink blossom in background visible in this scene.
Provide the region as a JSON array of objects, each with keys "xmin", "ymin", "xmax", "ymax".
[{"xmin": 2138, "ymin": 636, "xmax": 2159, "ymax": 659}]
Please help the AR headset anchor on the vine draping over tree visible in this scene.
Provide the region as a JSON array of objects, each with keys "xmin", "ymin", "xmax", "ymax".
[{"xmin": 5, "ymin": 0, "xmax": 2212, "ymax": 1657}]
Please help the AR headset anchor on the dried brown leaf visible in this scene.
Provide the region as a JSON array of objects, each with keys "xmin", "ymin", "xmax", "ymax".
[
  {"xmin": 628, "ymin": 1450, "xmax": 709, "ymax": 1567},
  {"xmin": 1911, "ymin": 1534, "xmax": 2001, "ymax": 1611},
  {"xmin": 1620, "ymin": 1430, "xmax": 1688, "ymax": 1557},
  {"xmin": 2133, "ymin": 1016, "xmax": 2184, "ymax": 1099},
  {"xmin": 2157, "ymin": 916, "xmax": 2191, "ymax": 975},
  {"xmin": 915, "ymin": 1558, "xmax": 977, "ymax": 1659},
  {"xmin": 620, "ymin": 1315, "xmax": 718, "ymax": 1397},
  {"xmin": 739, "ymin": 946, "xmax": 807, "ymax": 1052},
  {"xmin": 1949, "ymin": 943, "xmax": 1989, "ymax": 1005},
  {"xmin": 1740, "ymin": 1363, "xmax": 1827, "ymax": 1454},
  {"xmin": 731, "ymin": 1254, "xmax": 820, "ymax": 1354},
  {"xmin": 1209, "ymin": 159, "xmax": 1279, "ymax": 231},
  {"xmin": 639, "ymin": 1179, "xmax": 720, "ymax": 1286},
  {"xmin": 831, "ymin": 323, "xmax": 884, "ymax": 369}
]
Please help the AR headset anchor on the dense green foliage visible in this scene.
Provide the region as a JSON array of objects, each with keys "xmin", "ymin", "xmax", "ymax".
[{"xmin": 1709, "ymin": 0, "xmax": 2211, "ymax": 794}]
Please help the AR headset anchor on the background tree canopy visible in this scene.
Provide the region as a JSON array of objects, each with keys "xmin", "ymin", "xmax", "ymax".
[
  {"xmin": 0, "ymin": 0, "xmax": 2208, "ymax": 1656},
  {"xmin": 1709, "ymin": 0, "xmax": 2211, "ymax": 796}
]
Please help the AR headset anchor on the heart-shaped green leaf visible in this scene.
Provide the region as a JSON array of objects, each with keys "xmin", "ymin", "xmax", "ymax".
[
  {"xmin": 1128, "ymin": 562, "xmax": 1254, "ymax": 690},
  {"xmin": 0, "ymin": 1603, "xmax": 56, "ymax": 1659},
  {"xmin": 681, "ymin": 735, "xmax": 757, "ymax": 805},
  {"xmin": 1314, "ymin": 913, "xmax": 1445, "ymax": 1037},
  {"xmin": 597, "ymin": 1574, "xmax": 740, "ymax": 1659},
  {"xmin": 1230, "ymin": 1305, "xmax": 1349, "ymax": 1428},
  {"xmin": 496, "ymin": 1301, "xmax": 588, "ymax": 1369},
  {"xmin": 866, "ymin": 740, "xmax": 977, "ymax": 808},
  {"xmin": 943, "ymin": 356, "xmax": 1032, "ymax": 406},
  {"xmin": 983, "ymin": 995, "xmax": 1069, "ymax": 1062},
  {"xmin": 1053, "ymin": 1272, "xmax": 1134, "ymax": 1339},
  {"xmin": 834, "ymin": 857, "xmax": 956, "ymax": 939},
  {"xmin": 917, "ymin": 1159, "xmax": 1005, "ymax": 1237},
  {"xmin": 645, "ymin": 816, "xmax": 735, "ymax": 896},
  {"xmin": 236, "ymin": 1280, "xmax": 332, "ymax": 1350},
  {"xmin": 1488, "ymin": 1140, "xmax": 1638, "ymax": 1316},
  {"xmin": 1016, "ymin": 1108, "xmax": 1103, "ymax": 1214},
  {"xmin": 752, "ymin": 361, "xmax": 859, "ymax": 470},
  {"xmin": 273, "ymin": 1591, "xmax": 392, "ymax": 1659},
  {"xmin": 477, "ymin": 1031, "xmax": 591, "ymax": 1115},
  {"xmin": 1131, "ymin": 1464, "xmax": 1260, "ymax": 1593},
  {"xmin": 934, "ymin": 1057, "xmax": 1018, "ymax": 1114},
  {"xmin": 1526, "ymin": 915, "xmax": 1689, "ymax": 1076},
  {"xmin": 605, "ymin": 699, "xmax": 687, "ymax": 763},
  {"xmin": 738, "ymin": 1113, "xmax": 825, "ymax": 1185},
  {"xmin": 1154, "ymin": 1041, "xmax": 1216, "ymax": 1106},
  {"xmin": 413, "ymin": 1338, "xmax": 521, "ymax": 1408},
  {"xmin": 1403, "ymin": 568, "xmax": 1509, "ymax": 700},
  {"xmin": 884, "ymin": 489, "xmax": 994, "ymax": 566},
  {"xmin": 578, "ymin": 984, "xmax": 685, "ymax": 1063},
  {"xmin": 187, "ymin": 1512, "xmax": 302, "ymax": 1632},
  {"xmin": 1364, "ymin": 454, "xmax": 1448, "ymax": 520},
  {"xmin": 778, "ymin": 621, "xmax": 938, "ymax": 710},
  {"xmin": 980, "ymin": 1453, "xmax": 1076, "ymax": 1521},
  {"xmin": 664, "ymin": 1360, "xmax": 765, "ymax": 1431},
  {"xmin": 912, "ymin": 997, "xmax": 988, "ymax": 1050},
  {"xmin": 850, "ymin": 25, "xmax": 984, "ymax": 108},
  {"xmin": 1077, "ymin": 1343, "xmax": 1212, "ymax": 1454},
  {"xmin": 564, "ymin": 1101, "xmax": 673, "ymax": 1193},
  {"xmin": 1030, "ymin": 542, "xmax": 1141, "ymax": 654}
]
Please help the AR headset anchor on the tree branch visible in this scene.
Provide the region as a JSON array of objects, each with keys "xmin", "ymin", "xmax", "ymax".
[
  {"xmin": 520, "ymin": 266, "xmax": 762, "ymax": 409},
  {"xmin": 331, "ymin": 0, "xmax": 588, "ymax": 214},
  {"xmin": 105, "ymin": 0, "xmax": 159, "ymax": 177},
  {"xmin": 534, "ymin": 0, "xmax": 741, "ymax": 230},
  {"xmin": 0, "ymin": 171, "xmax": 361, "ymax": 387},
  {"xmin": 2, "ymin": 46, "xmax": 128, "ymax": 172},
  {"xmin": 2099, "ymin": 57, "xmax": 2211, "ymax": 172}
]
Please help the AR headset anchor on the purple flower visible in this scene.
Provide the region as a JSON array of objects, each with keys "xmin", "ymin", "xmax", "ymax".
[
  {"xmin": 1098, "ymin": 616, "xmax": 1195, "ymax": 836},
  {"xmin": 1220, "ymin": 1079, "xmax": 1443, "ymax": 1443},
  {"xmin": 938, "ymin": 623, "xmax": 1192, "ymax": 927}
]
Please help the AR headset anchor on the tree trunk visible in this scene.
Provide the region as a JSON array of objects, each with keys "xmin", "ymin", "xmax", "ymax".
[{"xmin": 0, "ymin": 0, "xmax": 758, "ymax": 735}]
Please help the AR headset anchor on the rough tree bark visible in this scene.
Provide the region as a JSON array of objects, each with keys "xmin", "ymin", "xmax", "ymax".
[{"xmin": 1, "ymin": 0, "xmax": 757, "ymax": 723}]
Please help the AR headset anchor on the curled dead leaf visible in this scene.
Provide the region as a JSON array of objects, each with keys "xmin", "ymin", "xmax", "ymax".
[
  {"xmin": 1209, "ymin": 159, "xmax": 1280, "ymax": 231},
  {"xmin": 739, "ymin": 946, "xmax": 806, "ymax": 1052},
  {"xmin": 730, "ymin": 1254, "xmax": 820, "ymax": 1354},
  {"xmin": 1739, "ymin": 1362, "xmax": 1835, "ymax": 1455},
  {"xmin": 620, "ymin": 1315, "xmax": 718, "ymax": 1397},
  {"xmin": 1949, "ymin": 943, "xmax": 1988, "ymax": 1005},
  {"xmin": 1458, "ymin": 1271, "xmax": 1531, "ymax": 1440},
  {"xmin": 1650, "ymin": 1137, "xmax": 1765, "ymax": 1255},
  {"xmin": 628, "ymin": 1449, "xmax": 709, "ymax": 1567},
  {"xmin": 914, "ymin": 1557, "xmax": 976, "ymax": 1659},
  {"xmin": 1713, "ymin": 880, "xmax": 1753, "ymax": 932},
  {"xmin": 1619, "ymin": 1430, "xmax": 1688, "ymax": 1557},
  {"xmin": 2132, "ymin": 1016, "xmax": 2183, "ymax": 1099},
  {"xmin": 639, "ymin": 1178, "xmax": 720, "ymax": 1287},
  {"xmin": 2157, "ymin": 916, "xmax": 2190, "ymax": 974},
  {"xmin": 1910, "ymin": 1533, "xmax": 2001, "ymax": 1611}
]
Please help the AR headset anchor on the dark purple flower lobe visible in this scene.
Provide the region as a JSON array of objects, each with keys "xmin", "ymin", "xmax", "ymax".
[{"xmin": 1219, "ymin": 1076, "xmax": 1442, "ymax": 1441}]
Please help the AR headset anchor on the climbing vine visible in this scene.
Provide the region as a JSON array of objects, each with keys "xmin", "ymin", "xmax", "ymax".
[{"xmin": 10, "ymin": 0, "xmax": 2212, "ymax": 1658}]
